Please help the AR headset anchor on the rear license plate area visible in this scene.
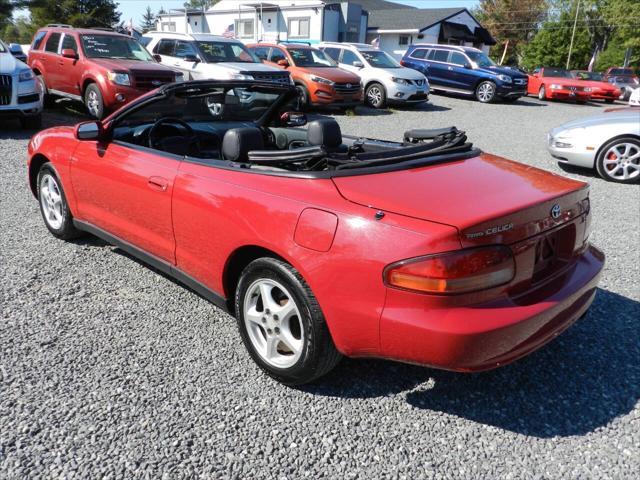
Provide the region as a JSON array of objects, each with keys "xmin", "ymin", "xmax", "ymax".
[{"xmin": 531, "ymin": 224, "xmax": 576, "ymax": 283}]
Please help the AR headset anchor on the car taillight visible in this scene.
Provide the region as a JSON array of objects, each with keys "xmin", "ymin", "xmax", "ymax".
[{"xmin": 383, "ymin": 246, "xmax": 515, "ymax": 295}]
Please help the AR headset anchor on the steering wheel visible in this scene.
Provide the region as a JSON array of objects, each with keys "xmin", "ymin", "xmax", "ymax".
[{"xmin": 147, "ymin": 117, "xmax": 198, "ymax": 152}]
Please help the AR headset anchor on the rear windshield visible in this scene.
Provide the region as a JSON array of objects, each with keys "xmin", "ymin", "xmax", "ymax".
[
  {"xmin": 360, "ymin": 50, "xmax": 399, "ymax": 68},
  {"xmin": 196, "ymin": 41, "xmax": 258, "ymax": 63},
  {"xmin": 288, "ymin": 48, "xmax": 335, "ymax": 67},
  {"xmin": 544, "ymin": 68, "xmax": 572, "ymax": 78},
  {"xmin": 80, "ymin": 34, "xmax": 153, "ymax": 61}
]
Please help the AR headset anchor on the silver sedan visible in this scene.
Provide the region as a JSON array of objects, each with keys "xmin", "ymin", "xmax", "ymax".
[{"xmin": 548, "ymin": 108, "xmax": 640, "ymax": 183}]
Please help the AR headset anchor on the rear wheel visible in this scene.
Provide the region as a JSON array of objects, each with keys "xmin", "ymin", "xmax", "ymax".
[
  {"xmin": 235, "ymin": 257, "xmax": 341, "ymax": 385},
  {"xmin": 475, "ymin": 81, "xmax": 496, "ymax": 103},
  {"xmin": 84, "ymin": 83, "xmax": 105, "ymax": 119},
  {"xmin": 37, "ymin": 164, "xmax": 83, "ymax": 239},
  {"xmin": 538, "ymin": 85, "xmax": 546, "ymax": 100},
  {"xmin": 365, "ymin": 82, "xmax": 386, "ymax": 108},
  {"xmin": 596, "ymin": 137, "xmax": 640, "ymax": 184}
]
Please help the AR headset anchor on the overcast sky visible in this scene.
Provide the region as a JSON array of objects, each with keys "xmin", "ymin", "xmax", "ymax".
[{"xmin": 115, "ymin": 0, "xmax": 479, "ymax": 27}]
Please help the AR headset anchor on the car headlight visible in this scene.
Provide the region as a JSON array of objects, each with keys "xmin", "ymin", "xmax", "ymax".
[
  {"xmin": 497, "ymin": 74, "xmax": 513, "ymax": 84},
  {"xmin": 107, "ymin": 72, "xmax": 131, "ymax": 86},
  {"xmin": 18, "ymin": 69, "xmax": 35, "ymax": 82},
  {"xmin": 230, "ymin": 73, "xmax": 254, "ymax": 81},
  {"xmin": 550, "ymin": 84, "xmax": 563, "ymax": 89},
  {"xmin": 311, "ymin": 75, "xmax": 334, "ymax": 86},
  {"xmin": 392, "ymin": 77, "xmax": 410, "ymax": 85}
]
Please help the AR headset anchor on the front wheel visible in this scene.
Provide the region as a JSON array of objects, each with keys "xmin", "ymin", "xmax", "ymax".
[
  {"xmin": 84, "ymin": 83, "xmax": 105, "ymax": 119},
  {"xmin": 475, "ymin": 81, "xmax": 496, "ymax": 103},
  {"xmin": 296, "ymin": 84, "xmax": 310, "ymax": 111},
  {"xmin": 595, "ymin": 137, "xmax": 640, "ymax": 184},
  {"xmin": 37, "ymin": 164, "xmax": 83, "ymax": 239},
  {"xmin": 235, "ymin": 257, "xmax": 342, "ymax": 385},
  {"xmin": 365, "ymin": 82, "xmax": 386, "ymax": 108},
  {"xmin": 538, "ymin": 85, "xmax": 546, "ymax": 100}
]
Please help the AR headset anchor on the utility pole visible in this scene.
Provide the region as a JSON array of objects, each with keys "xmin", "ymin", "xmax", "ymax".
[{"xmin": 566, "ymin": 0, "xmax": 581, "ymax": 69}]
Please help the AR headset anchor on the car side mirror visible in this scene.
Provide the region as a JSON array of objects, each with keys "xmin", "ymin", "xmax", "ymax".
[
  {"xmin": 184, "ymin": 54, "xmax": 200, "ymax": 63},
  {"xmin": 280, "ymin": 111, "xmax": 307, "ymax": 127},
  {"xmin": 353, "ymin": 61, "xmax": 364, "ymax": 68},
  {"xmin": 277, "ymin": 59, "xmax": 289, "ymax": 68},
  {"xmin": 75, "ymin": 121, "xmax": 103, "ymax": 141},
  {"xmin": 62, "ymin": 49, "xmax": 78, "ymax": 59},
  {"xmin": 153, "ymin": 54, "xmax": 162, "ymax": 62},
  {"xmin": 464, "ymin": 63, "xmax": 472, "ymax": 69}
]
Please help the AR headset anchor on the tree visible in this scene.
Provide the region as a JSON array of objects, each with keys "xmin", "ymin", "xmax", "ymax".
[
  {"xmin": 474, "ymin": 0, "xmax": 549, "ymax": 64},
  {"xmin": 140, "ymin": 5, "xmax": 156, "ymax": 33},
  {"xmin": 30, "ymin": 0, "xmax": 120, "ymax": 29},
  {"xmin": 1, "ymin": 0, "xmax": 32, "ymax": 28},
  {"xmin": 2, "ymin": 15, "xmax": 36, "ymax": 43}
]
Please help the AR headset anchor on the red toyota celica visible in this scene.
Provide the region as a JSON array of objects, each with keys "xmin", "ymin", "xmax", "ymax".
[{"xmin": 27, "ymin": 80, "xmax": 604, "ymax": 385}]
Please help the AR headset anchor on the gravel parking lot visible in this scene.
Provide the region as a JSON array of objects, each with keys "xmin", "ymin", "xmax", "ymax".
[{"xmin": 1, "ymin": 95, "xmax": 639, "ymax": 479}]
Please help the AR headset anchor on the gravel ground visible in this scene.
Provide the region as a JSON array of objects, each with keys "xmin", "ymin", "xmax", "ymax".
[{"xmin": 1, "ymin": 96, "xmax": 639, "ymax": 479}]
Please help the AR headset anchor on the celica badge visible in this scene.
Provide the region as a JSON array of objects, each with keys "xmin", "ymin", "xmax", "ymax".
[
  {"xmin": 550, "ymin": 204, "xmax": 561, "ymax": 219},
  {"xmin": 465, "ymin": 223, "xmax": 514, "ymax": 239}
]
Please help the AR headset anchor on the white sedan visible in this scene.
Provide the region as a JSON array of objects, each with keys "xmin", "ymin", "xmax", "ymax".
[{"xmin": 547, "ymin": 109, "xmax": 640, "ymax": 183}]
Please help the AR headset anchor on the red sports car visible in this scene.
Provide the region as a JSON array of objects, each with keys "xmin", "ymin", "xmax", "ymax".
[
  {"xmin": 528, "ymin": 67, "xmax": 592, "ymax": 103},
  {"xmin": 27, "ymin": 80, "xmax": 604, "ymax": 385},
  {"xmin": 571, "ymin": 70, "xmax": 622, "ymax": 103}
]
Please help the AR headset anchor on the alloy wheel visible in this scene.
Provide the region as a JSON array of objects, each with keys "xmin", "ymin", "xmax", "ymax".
[
  {"xmin": 602, "ymin": 142, "xmax": 640, "ymax": 181},
  {"xmin": 87, "ymin": 90, "xmax": 100, "ymax": 117},
  {"xmin": 477, "ymin": 83, "xmax": 495, "ymax": 102},
  {"xmin": 243, "ymin": 279, "xmax": 304, "ymax": 368},
  {"xmin": 367, "ymin": 86, "xmax": 383, "ymax": 107},
  {"xmin": 39, "ymin": 173, "xmax": 64, "ymax": 230}
]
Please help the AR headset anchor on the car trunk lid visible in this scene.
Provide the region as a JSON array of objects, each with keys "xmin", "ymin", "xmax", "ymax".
[{"xmin": 331, "ymin": 153, "xmax": 589, "ymax": 247}]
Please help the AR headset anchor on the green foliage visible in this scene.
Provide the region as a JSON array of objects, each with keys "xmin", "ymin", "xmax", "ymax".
[
  {"xmin": 140, "ymin": 5, "xmax": 156, "ymax": 33},
  {"xmin": 30, "ymin": 0, "xmax": 120, "ymax": 29},
  {"xmin": 2, "ymin": 15, "xmax": 36, "ymax": 43}
]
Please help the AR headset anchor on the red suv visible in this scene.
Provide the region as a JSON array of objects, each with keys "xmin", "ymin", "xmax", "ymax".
[{"xmin": 28, "ymin": 25, "xmax": 182, "ymax": 119}]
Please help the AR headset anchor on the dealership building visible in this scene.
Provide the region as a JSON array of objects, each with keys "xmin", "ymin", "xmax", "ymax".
[{"xmin": 155, "ymin": 0, "xmax": 496, "ymax": 59}]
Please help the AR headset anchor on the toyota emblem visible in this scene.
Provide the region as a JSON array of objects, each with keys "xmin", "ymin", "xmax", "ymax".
[{"xmin": 550, "ymin": 204, "xmax": 561, "ymax": 219}]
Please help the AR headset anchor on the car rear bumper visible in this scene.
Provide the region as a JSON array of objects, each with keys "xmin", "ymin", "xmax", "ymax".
[{"xmin": 379, "ymin": 244, "xmax": 604, "ymax": 371}]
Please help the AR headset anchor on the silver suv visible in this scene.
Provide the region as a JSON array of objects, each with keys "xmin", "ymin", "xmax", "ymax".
[
  {"xmin": 142, "ymin": 32, "xmax": 291, "ymax": 86},
  {"xmin": 0, "ymin": 39, "xmax": 43, "ymax": 128},
  {"xmin": 318, "ymin": 42, "xmax": 429, "ymax": 108}
]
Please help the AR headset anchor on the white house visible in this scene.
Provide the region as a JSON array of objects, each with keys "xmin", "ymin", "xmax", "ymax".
[{"xmin": 155, "ymin": 1, "xmax": 495, "ymax": 59}]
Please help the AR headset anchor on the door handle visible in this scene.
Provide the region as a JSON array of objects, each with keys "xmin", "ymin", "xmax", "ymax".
[{"xmin": 148, "ymin": 176, "xmax": 169, "ymax": 192}]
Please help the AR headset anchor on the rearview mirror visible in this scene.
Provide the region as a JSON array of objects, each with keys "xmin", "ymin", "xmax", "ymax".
[
  {"xmin": 353, "ymin": 61, "xmax": 364, "ymax": 68},
  {"xmin": 62, "ymin": 49, "xmax": 78, "ymax": 59},
  {"xmin": 184, "ymin": 54, "xmax": 200, "ymax": 63},
  {"xmin": 277, "ymin": 59, "xmax": 289, "ymax": 68},
  {"xmin": 75, "ymin": 121, "xmax": 103, "ymax": 141},
  {"xmin": 280, "ymin": 111, "xmax": 307, "ymax": 127}
]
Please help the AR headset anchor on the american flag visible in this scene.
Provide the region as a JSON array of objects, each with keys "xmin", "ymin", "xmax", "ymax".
[{"xmin": 223, "ymin": 24, "xmax": 235, "ymax": 39}]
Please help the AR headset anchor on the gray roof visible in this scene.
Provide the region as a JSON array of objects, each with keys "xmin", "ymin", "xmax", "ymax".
[
  {"xmin": 351, "ymin": 0, "xmax": 415, "ymax": 11},
  {"xmin": 367, "ymin": 7, "xmax": 466, "ymax": 31}
]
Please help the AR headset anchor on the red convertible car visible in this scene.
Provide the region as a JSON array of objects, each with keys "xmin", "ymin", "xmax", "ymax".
[
  {"xmin": 571, "ymin": 70, "xmax": 622, "ymax": 103},
  {"xmin": 528, "ymin": 67, "xmax": 592, "ymax": 103},
  {"xmin": 27, "ymin": 80, "xmax": 604, "ymax": 385}
]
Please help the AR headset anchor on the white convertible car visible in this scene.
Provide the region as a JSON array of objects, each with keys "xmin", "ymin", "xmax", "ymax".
[{"xmin": 548, "ymin": 108, "xmax": 640, "ymax": 184}]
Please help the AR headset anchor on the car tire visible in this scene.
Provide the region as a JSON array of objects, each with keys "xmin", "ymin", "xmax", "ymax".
[
  {"xmin": 296, "ymin": 84, "xmax": 310, "ymax": 111},
  {"xmin": 365, "ymin": 82, "xmax": 386, "ymax": 108},
  {"xmin": 595, "ymin": 136, "xmax": 640, "ymax": 184},
  {"xmin": 475, "ymin": 81, "xmax": 496, "ymax": 103},
  {"xmin": 538, "ymin": 85, "xmax": 546, "ymax": 100},
  {"xmin": 84, "ymin": 83, "xmax": 105, "ymax": 119},
  {"xmin": 20, "ymin": 113, "xmax": 42, "ymax": 130},
  {"xmin": 37, "ymin": 164, "xmax": 84, "ymax": 239},
  {"xmin": 235, "ymin": 257, "xmax": 342, "ymax": 385},
  {"xmin": 37, "ymin": 75, "xmax": 55, "ymax": 107}
]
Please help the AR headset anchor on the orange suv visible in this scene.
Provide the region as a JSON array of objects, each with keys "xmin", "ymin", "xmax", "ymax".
[{"xmin": 247, "ymin": 42, "xmax": 361, "ymax": 110}]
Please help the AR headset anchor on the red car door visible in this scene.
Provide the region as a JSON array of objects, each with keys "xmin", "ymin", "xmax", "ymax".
[
  {"xmin": 70, "ymin": 142, "xmax": 179, "ymax": 263},
  {"xmin": 57, "ymin": 33, "xmax": 84, "ymax": 97},
  {"xmin": 527, "ymin": 69, "xmax": 542, "ymax": 94}
]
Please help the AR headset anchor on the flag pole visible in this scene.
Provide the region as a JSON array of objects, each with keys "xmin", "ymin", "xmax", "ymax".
[{"xmin": 566, "ymin": 0, "xmax": 580, "ymax": 69}]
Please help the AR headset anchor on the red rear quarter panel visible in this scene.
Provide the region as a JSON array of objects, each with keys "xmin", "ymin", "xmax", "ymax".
[{"xmin": 172, "ymin": 163, "xmax": 461, "ymax": 355}]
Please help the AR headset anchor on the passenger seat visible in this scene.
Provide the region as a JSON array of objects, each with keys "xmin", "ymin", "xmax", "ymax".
[
  {"xmin": 306, "ymin": 119, "xmax": 347, "ymax": 153},
  {"xmin": 222, "ymin": 127, "xmax": 264, "ymax": 162}
]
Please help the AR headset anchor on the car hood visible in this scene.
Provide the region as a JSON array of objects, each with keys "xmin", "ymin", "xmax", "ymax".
[
  {"xmin": 90, "ymin": 58, "xmax": 176, "ymax": 73},
  {"xmin": 476, "ymin": 65, "xmax": 528, "ymax": 79},
  {"xmin": 551, "ymin": 110, "xmax": 640, "ymax": 131},
  {"xmin": 300, "ymin": 67, "xmax": 360, "ymax": 83},
  {"xmin": 377, "ymin": 67, "xmax": 426, "ymax": 81},
  {"xmin": 332, "ymin": 153, "xmax": 588, "ymax": 247},
  {"xmin": 575, "ymin": 80, "xmax": 618, "ymax": 90},
  {"xmin": 538, "ymin": 76, "xmax": 584, "ymax": 87},
  {"xmin": 0, "ymin": 52, "xmax": 26, "ymax": 74},
  {"xmin": 218, "ymin": 62, "xmax": 283, "ymax": 73}
]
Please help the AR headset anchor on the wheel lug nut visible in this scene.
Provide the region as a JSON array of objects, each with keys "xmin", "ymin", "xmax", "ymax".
[
  {"xmin": 273, "ymin": 314, "xmax": 279, "ymax": 321},
  {"xmin": 261, "ymin": 317, "xmax": 266, "ymax": 323},
  {"xmin": 274, "ymin": 327, "xmax": 280, "ymax": 334},
  {"xmin": 265, "ymin": 309, "xmax": 271, "ymax": 315},
  {"xmin": 267, "ymin": 328, "xmax": 273, "ymax": 335}
]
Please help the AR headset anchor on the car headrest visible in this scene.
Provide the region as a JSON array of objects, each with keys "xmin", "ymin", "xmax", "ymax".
[
  {"xmin": 222, "ymin": 127, "xmax": 265, "ymax": 162},
  {"xmin": 307, "ymin": 119, "xmax": 342, "ymax": 149}
]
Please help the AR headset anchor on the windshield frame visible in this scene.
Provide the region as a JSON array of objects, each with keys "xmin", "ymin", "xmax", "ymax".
[
  {"xmin": 544, "ymin": 68, "xmax": 573, "ymax": 79},
  {"xmin": 80, "ymin": 34, "xmax": 154, "ymax": 61},
  {"xmin": 195, "ymin": 40, "xmax": 260, "ymax": 63},
  {"xmin": 466, "ymin": 50, "xmax": 496, "ymax": 68},
  {"xmin": 287, "ymin": 47, "xmax": 336, "ymax": 68}
]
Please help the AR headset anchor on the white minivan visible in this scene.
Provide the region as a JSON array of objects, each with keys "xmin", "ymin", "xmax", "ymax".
[
  {"xmin": 142, "ymin": 32, "xmax": 291, "ymax": 86},
  {"xmin": 318, "ymin": 42, "xmax": 429, "ymax": 109}
]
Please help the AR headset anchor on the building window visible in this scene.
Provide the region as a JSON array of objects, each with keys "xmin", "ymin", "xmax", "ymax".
[
  {"xmin": 399, "ymin": 35, "xmax": 411, "ymax": 46},
  {"xmin": 235, "ymin": 19, "xmax": 254, "ymax": 39},
  {"xmin": 288, "ymin": 17, "xmax": 310, "ymax": 39},
  {"xmin": 161, "ymin": 22, "xmax": 176, "ymax": 32}
]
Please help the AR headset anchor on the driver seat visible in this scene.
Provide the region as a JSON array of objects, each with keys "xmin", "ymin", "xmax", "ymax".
[
  {"xmin": 306, "ymin": 119, "xmax": 347, "ymax": 153},
  {"xmin": 222, "ymin": 127, "xmax": 264, "ymax": 162}
]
